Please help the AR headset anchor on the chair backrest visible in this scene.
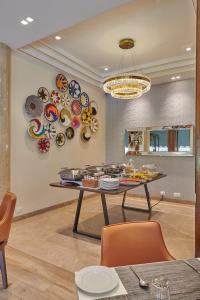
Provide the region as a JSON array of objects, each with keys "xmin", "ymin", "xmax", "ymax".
[
  {"xmin": 101, "ymin": 221, "xmax": 174, "ymax": 267},
  {"xmin": 0, "ymin": 192, "xmax": 16, "ymax": 243}
]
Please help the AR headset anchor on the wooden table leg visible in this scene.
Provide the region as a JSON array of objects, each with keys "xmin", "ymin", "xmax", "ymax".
[{"xmin": 101, "ymin": 194, "xmax": 110, "ymax": 225}]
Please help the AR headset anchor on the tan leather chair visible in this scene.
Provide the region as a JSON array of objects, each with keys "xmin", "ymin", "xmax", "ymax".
[
  {"xmin": 0, "ymin": 192, "xmax": 16, "ymax": 289},
  {"xmin": 101, "ymin": 221, "xmax": 174, "ymax": 267}
]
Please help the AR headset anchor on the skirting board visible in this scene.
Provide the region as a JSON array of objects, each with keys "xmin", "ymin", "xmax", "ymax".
[{"xmin": 127, "ymin": 192, "xmax": 195, "ymax": 205}]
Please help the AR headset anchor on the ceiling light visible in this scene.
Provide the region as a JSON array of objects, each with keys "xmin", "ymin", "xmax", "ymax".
[
  {"xmin": 26, "ymin": 17, "xmax": 34, "ymax": 23},
  {"xmin": 20, "ymin": 19, "xmax": 28, "ymax": 25},
  {"xmin": 186, "ymin": 47, "xmax": 192, "ymax": 52},
  {"xmin": 104, "ymin": 67, "xmax": 109, "ymax": 71},
  {"xmin": 176, "ymin": 76, "xmax": 181, "ymax": 79},
  {"xmin": 55, "ymin": 36, "xmax": 61, "ymax": 40},
  {"xmin": 171, "ymin": 77, "xmax": 176, "ymax": 80},
  {"xmin": 103, "ymin": 38, "xmax": 151, "ymax": 100}
]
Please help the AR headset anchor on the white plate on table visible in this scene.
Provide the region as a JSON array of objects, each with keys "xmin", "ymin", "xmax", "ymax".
[{"xmin": 75, "ymin": 266, "xmax": 119, "ymax": 294}]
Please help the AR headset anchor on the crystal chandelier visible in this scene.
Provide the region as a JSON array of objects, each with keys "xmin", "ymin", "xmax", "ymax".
[{"xmin": 103, "ymin": 39, "xmax": 151, "ymax": 100}]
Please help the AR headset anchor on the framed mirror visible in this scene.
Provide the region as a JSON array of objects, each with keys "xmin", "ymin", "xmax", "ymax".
[{"xmin": 125, "ymin": 125, "xmax": 194, "ymax": 156}]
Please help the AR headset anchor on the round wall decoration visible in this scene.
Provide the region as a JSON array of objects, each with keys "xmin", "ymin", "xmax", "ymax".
[
  {"xmin": 80, "ymin": 92, "xmax": 89, "ymax": 107},
  {"xmin": 37, "ymin": 87, "xmax": 49, "ymax": 103},
  {"xmin": 71, "ymin": 99, "xmax": 82, "ymax": 115},
  {"xmin": 90, "ymin": 117, "xmax": 99, "ymax": 133},
  {"xmin": 71, "ymin": 116, "xmax": 81, "ymax": 129},
  {"xmin": 25, "ymin": 95, "xmax": 43, "ymax": 117},
  {"xmin": 55, "ymin": 132, "xmax": 66, "ymax": 147},
  {"xmin": 56, "ymin": 74, "xmax": 68, "ymax": 92},
  {"xmin": 44, "ymin": 103, "xmax": 59, "ymax": 122},
  {"xmin": 81, "ymin": 126, "xmax": 91, "ymax": 142},
  {"xmin": 38, "ymin": 138, "xmax": 50, "ymax": 153},
  {"xmin": 65, "ymin": 127, "xmax": 75, "ymax": 140},
  {"xmin": 69, "ymin": 80, "xmax": 81, "ymax": 99},
  {"xmin": 60, "ymin": 108, "xmax": 71, "ymax": 127},
  {"xmin": 81, "ymin": 107, "xmax": 92, "ymax": 125},
  {"xmin": 61, "ymin": 92, "xmax": 71, "ymax": 107},
  {"xmin": 89, "ymin": 100, "xmax": 98, "ymax": 115},
  {"xmin": 50, "ymin": 90, "xmax": 62, "ymax": 105},
  {"xmin": 45, "ymin": 123, "xmax": 57, "ymax": 139},
  {"xmin": 28, "ymin": 119, "xmax": 46, "ymax": 139}
]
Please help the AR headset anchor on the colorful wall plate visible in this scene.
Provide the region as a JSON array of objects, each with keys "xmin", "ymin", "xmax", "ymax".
[
  {"xmin": 38, "ymin": 138, "xmax": 50, "ymax": 153},
  {"xmin": 71, "ymin": 100, "xmax": 82, "ymax": 115},
  {"xmin": 61, "ymin": 92, "xmax": 71, "ymax": 107},
  {"xmin": 37, "ymin": 87, "xmax": 49, "ymax": 103},
  {"xmin": 50, "ymin": 90, "xmax": 62, "ymax": 105},
  {"xmin": 89, "ymin": 100, "xmax": 98, "ymax": 116},
  {"xmin": 60, "ymin": 108, "xmax": 71, "ymax": 127},
  {"xmin": 71, "ymin": 116, "xmax": 81, "ymax": 129},
  {"xmin": 90, "ymin": 117, "xmax": 99, "ymax": 133},
  {"xmin": 55, "ymin": 132, "xmax": 66, "ymax": 147},
  {"xmin": 80, "ymin": 92, "xmax": 89, "ymax": 107},
  {"xmin": 45, "ymin": 123, "xmax": 57, "ymax": 139},
  {"xmin": 65, "ymin": 127, "xmax": 75, "ymax": 140},
  {"xmin": 44, "ymin": 103, "xmax": 59, "ymax": 122},
  {"xmin": 69, "ymin": 80, "xmax": 81, "ymax": 99},
  {"xmin": 56, "ymin": 74, "xmax": 68, "ymax": 92},
  {"xmin": 28, "ymin": 119, "xmax": 46, "ymax": 139},
  {"xmin": 25, "ymin": 95, "xmax": 43, "ymax": 117},
  {"xmin": 81, "ymin": 126, "xmax": 91, "ymax": 142},
  {"xmin": 81, "ymin": 107, "xmax": 92, "ymax": 125}
]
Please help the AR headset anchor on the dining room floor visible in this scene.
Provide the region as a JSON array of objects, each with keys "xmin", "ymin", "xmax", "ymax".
[{"xmin": 0, "ymin": 194, "xmax": 195, "ymax": 299}]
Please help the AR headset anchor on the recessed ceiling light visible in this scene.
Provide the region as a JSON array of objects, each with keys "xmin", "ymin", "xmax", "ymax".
[
  {"xmin": 186, "ymin": 47, "xmax": 192, "ymax": 52},
  {"xmin": 55, "ymin": 36, "xmax": 61, "ymax": 40},
  {"xmin": 26, "ymin": 17, "xmax": 34, "ymax": 23},
  {"xmin": 171, "ymin": 77, "xmax": 175, "ymax": 80},
  {"xmin": 20, "ymin": 19, "xmax": 28, "ymax": 25},
  {"xmin": 176, "ymin": 76, "xmax": 181, "ymax": 79},
  {"xmin": 104, "ymin": 67, "xmax": 109, "ymax": 71}
]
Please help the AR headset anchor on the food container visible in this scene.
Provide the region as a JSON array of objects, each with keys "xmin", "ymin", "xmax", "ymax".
[{"xmin": 82, "ymin": 179, "xmax": 99, "ymax": 188}]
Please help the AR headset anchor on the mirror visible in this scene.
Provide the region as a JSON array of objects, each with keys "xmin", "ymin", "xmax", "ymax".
[{"xmin": 125, "ymin": 125, "xmax": 194, "ymax": 156}]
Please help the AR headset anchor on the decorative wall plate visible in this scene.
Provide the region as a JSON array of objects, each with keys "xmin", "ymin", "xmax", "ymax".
[
  {"xmin": 65, "ymin": 127, "xmax": 75, "ymax": 140},
  {"xmin": 25, "ymin": 95, "xmax": 43, "ymax": 117},
  {"xmin": 61, "ymin": 92, "xmax": 71, "ymax": 107},
  {"xmin": 90, "ymin": 117, "xmax": 99, "ymax": 133},
  {"xmin": 44, "ymin": 103, "xmax": 59, "ymax": 122},
  {"xmin": 50, "ymin": 90, "xmax": 62, "ymax": 105},
  {"xmin": 38, "ymin": 138, "xmax": 50, "ymax": 153},
  {"xmin": 55, "ymin": 133, "xmax": 66, "ymax": 147},
  {"xmin": 71, "ymin": 100, "xmax": 82, "ymax": 115},
  {"xmin": 60, "ymin": 108, "xmax": 71, "ymax": 127},
  {"xmin": 69, "ymin": 80, "xmax": 81, "ymax": 99},
  {"xmin": 80, "ymin": 92, "xmax": 89, "ymax": 107},
  {"xmin": 89, "ymin": 100, "xmax": 98, "ymax": 115},
  {"xmin": 81, "ymin": 126, "xmax": 91, "ymax": 142},
  {"xmin": 37, "ymin": 87, "xmax": 49, "ymax": 103},
  {"xmin": 71, "ymin": 116, "xmax": 81, "ymax": 129},
  {"xmin": 56, "ymin": 74, "xmax": 68, "ymax": 92},
  {"xmin": 28, "ymin": 119, "xmax": 46, "ymax": 139},
  {"xmin": 45, "ymin": 123, "xmax": 57, "ymax": 139},
  {"xmin": 81, "ymin": 107, "xmax": 92, "ymax": 125}
]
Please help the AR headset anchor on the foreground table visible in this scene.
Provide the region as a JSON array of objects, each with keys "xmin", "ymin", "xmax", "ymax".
[
  {"xmin": 77, "ymin": 259, "xmax": 200, "ymax": 299},
  {"xmin": 50, "ymin": 174, "xmax": 166, "ymax": 239}
]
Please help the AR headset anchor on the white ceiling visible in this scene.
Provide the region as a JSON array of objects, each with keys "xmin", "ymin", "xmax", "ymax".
[
  {"xmin": 20, "ymin": 0, "xmax": 196, "ymax": 87},
  {"xmin": 0, "ymin": 0, "xmax": 131, "ymax": 48}
]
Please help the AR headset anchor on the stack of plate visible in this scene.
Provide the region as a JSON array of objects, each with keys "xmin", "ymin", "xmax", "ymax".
[{"xmin": 100, "ymin": 178, "xmax": 119, "ymax": 190}]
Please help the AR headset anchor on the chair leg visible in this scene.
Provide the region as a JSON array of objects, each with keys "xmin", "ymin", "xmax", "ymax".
[{"xmin": 0, "ymin": 248, "xmax": 8, "ymax": 289}]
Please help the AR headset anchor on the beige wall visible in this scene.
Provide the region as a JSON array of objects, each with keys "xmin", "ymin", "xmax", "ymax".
[{"xmin": 10, "ymin": 50, "xmax": 106, "ymax": 215}]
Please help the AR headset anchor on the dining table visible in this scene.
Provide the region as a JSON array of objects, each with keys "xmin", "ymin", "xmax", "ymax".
[
  {"xmin": 50, "ymin": 174, "xmax": 166, "ymax": 240},
  {"xmin": 76, "ymin": 258, "xmax": 200, "ymax": 299}
]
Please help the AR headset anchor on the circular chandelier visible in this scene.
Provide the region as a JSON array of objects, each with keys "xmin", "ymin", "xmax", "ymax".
[{"xmin": 103, "ymin": 39, "xmax": 151, "ymax": 100}]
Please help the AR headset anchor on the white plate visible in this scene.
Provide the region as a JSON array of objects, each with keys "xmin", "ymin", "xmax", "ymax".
[{"xmin": 75, "ymin": 266, "xmax": 119, "ymax": 294}]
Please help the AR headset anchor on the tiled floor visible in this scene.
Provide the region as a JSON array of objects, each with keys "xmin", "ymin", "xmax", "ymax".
[{"xmin": 0, "ymin": 195, "xmax": 195, "ymax": 299}]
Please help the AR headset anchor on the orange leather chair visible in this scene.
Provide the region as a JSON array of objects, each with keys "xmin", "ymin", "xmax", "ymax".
[
  {"xmin": 101, "ymin": 221, "xmax": 174, "ymax": 267},
  {"xmin": 0, "ymin": 192, "xmax": 16, "ymax": 288}
]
